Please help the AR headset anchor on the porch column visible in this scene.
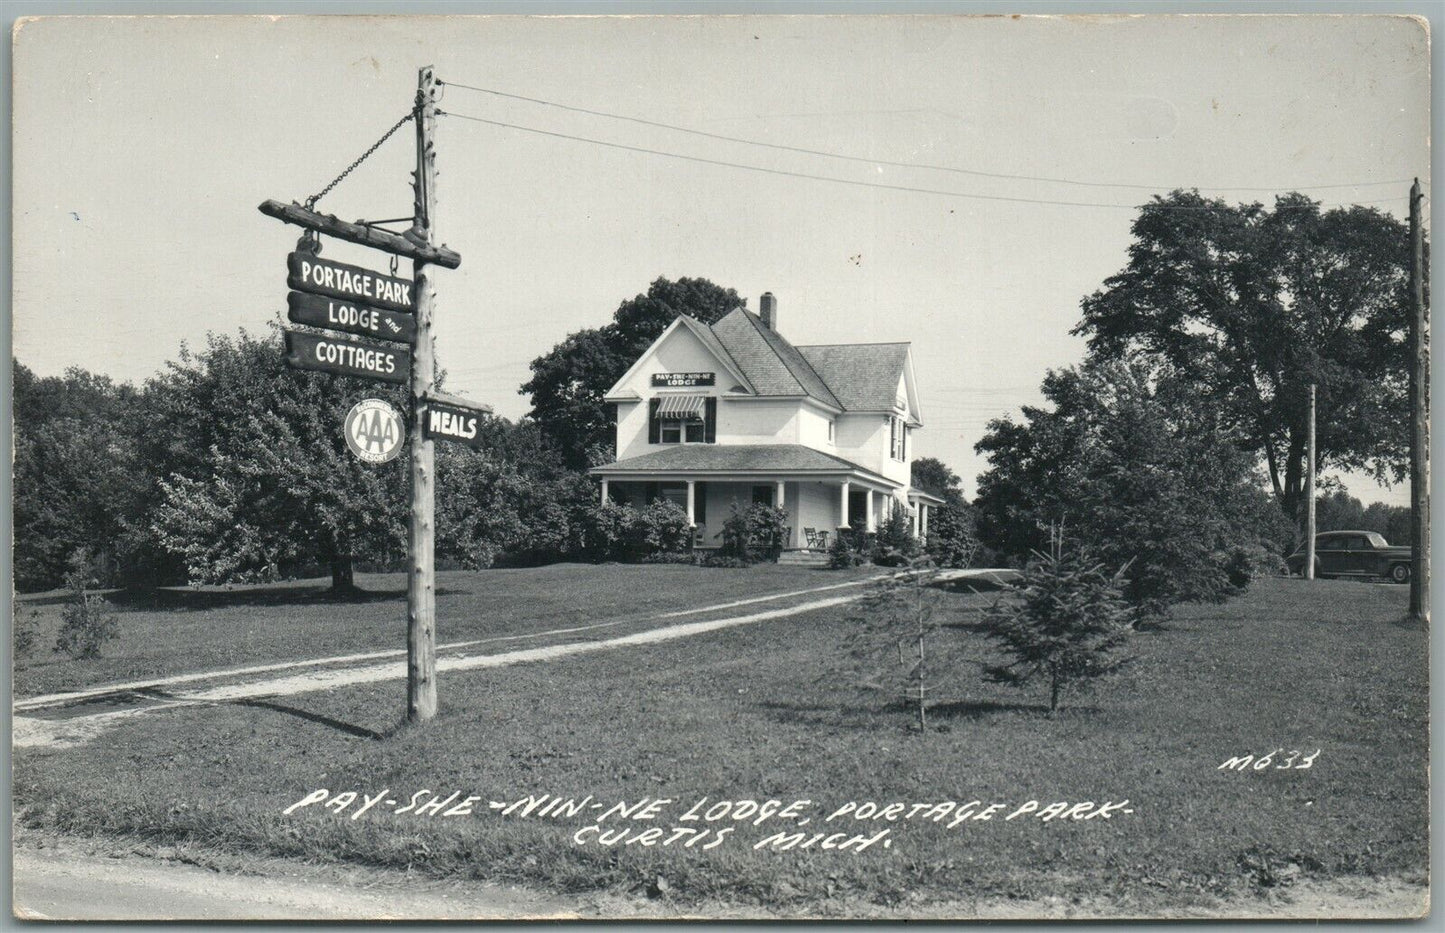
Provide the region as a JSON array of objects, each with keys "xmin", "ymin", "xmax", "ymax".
[
  {"xmin": 921, "ymin": 504, "xmax": 929, "ymax": 539},
  {"xmin": 600, "ymin": 478, "xmax": 609, "ymax": 504},
  {"xmin": 865, "ymin": 489, "xmax": 876, "ymax": 532},
  {"xmin": 838, "ymin": 480, "xmax": 851, "ymax": 529},
  {"xmin": 775, "ymin": 481, "xmax": 786, "ymax": 507},
  {"xmin": 911, "ymin": 503, "xmax": 920, "ymax": 537},
  {"xmin": 686, "ymin": 480, "xmax": 696, "ymax": 527}
]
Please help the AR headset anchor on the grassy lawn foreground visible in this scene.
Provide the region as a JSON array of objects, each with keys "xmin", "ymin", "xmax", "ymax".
[
  {"xmin": 13, "ymin": 571, "xmax": 1428, "ymax": 916},
  {"xmin": 12, "ymin": 563, "xmax": 877, "ymax": 697}
]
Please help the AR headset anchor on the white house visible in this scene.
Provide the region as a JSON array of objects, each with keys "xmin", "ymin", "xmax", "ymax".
[{"xmin": 590, "ymin": 293, "xmax": 945, "ymax": 551}]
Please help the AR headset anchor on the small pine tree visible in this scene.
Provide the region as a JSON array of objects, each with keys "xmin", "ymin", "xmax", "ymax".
[
  {"xmin": 979, "ymin": 528, "xmax": 1134, "ymax": 712},
  {"xmin": 835, "ymin": 557, "xmax": 964, "ymax": 729},
  {"xmin": 54, "ymin": 549, "xmax": 119, "ymax": 660}
]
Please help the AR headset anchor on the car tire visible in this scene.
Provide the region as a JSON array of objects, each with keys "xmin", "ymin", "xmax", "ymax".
[{"xmin": 1389, "ymin": 563, "xmax": 1411, "ymax": 584}]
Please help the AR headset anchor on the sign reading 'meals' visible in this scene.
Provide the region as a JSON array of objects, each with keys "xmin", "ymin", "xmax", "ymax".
[
  {"xmin": 288, "ymin": 291, "xmax": 417, "ymax": 345},
  {"xmin": 285, "ymin": 330, "xmax": 410, "ymax": 384},
  {"xmin": 651, "ymin": 372, "xmax": 715, "ymax": 387},
  {"xmin": 288, "ymin": 252, "xmax": 414, "ymax": 313},
  {"xmin": 423, "ymin": 399, "xmax": 488, "ymax": 447}
]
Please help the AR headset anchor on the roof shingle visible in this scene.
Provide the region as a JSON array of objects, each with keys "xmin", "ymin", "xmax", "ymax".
[{"xmin": 592, "ymin": 443, "xmax": 882, "ymax": 477}]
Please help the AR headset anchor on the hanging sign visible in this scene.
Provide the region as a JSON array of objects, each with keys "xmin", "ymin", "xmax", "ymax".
[
  {"xmin": 651, "ymin": 372, "xmax": 715, "ymax": 388},
  {"xmin": 288, "ymin": 252, "xmax": 415, "ymax": 313},
  {"xmin": 287, "ymin": 291, "xmax": 416, "ymax": 345},
  {"xmin": 344, "ymin": 399, "xmax": 405, "ymax": 464},
  {"xmin": 422, "ymin": 398, "xmax": 490, "ymax": 448},
  {"xmin": 284, "ymin": 329, "xmax": 410, "ymax": 384}
]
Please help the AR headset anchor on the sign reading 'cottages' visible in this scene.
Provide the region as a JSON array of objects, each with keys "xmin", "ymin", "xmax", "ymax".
[
  {"xmin": 285, "ymin": 330, "xmax": 410, "ymax": 384},
  {"xmin": 423, "ymin": 400, "xmax": 487, "ymax": 448},
  {"xmin": 651, "ymin": 372, "xmax": 715, "ymax": 387},
  {"xmin": 288, "ymin": 252, "xmax": 415, "ymax": 313}
]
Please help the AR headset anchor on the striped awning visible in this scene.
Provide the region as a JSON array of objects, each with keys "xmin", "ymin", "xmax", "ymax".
[{"xmin": 656, "ymin": 394, "xmax": 706, "ymax": 420}]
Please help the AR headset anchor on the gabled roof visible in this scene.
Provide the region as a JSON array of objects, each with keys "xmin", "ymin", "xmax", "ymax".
[
  {"xmin": 795, "ymin": 342, "xmax": 912, "ymax": 413},
  {"xmin": 604, "ymin": 306, "xmax": 916, "ymax": 418},
  {"xmin": 709, "ymin": 309, "xmax": 841, "ymax": 408}
]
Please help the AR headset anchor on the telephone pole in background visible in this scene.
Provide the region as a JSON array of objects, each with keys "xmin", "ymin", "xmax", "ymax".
[
  {"xmin": 1306, "ymin": 383, "xmax": 1316, "ymax": 581},
  {"xmin": 1409, "ymin": 178, "xmax": 1430, "ymax": 623},
  {"xmin": 407, "ymin": 65, "xmax": 441, "ymax": 721}
]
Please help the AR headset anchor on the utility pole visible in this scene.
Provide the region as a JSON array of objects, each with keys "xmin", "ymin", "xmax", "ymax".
[
  {"xmin": 1409, "ymin": 178, "xmax": 1430, "ymax": 622},
  {"xmin": 407, "ymin": 65, "xmax": 440, "ymax": 722},
  {"xmin": 1305, "ymin": 383, "xmax": 1317, "ymax": 580}
]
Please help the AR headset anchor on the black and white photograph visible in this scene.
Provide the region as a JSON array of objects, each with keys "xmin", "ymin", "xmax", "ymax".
[{"xmin": 6, "ymin": 8, "xmax": 1434, "ymax": 921}]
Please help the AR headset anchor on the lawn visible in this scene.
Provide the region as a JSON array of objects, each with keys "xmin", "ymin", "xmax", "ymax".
[
  {"xmin": 12, "ymin": 562, "xmax": 877, "ymax": 697},
  {"xmin": 12, "ymin": 569, "xmax": 1429, "ymax": 916}
]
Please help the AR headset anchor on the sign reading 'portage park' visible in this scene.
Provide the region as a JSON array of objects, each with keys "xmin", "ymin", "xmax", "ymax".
[
  {"xmin": 288, "ymin": 252, "xmax": 415, "ymax": 313},
  {"xmin": 284, "ymin": 329, "xmax": 410, "ymax": 384}
]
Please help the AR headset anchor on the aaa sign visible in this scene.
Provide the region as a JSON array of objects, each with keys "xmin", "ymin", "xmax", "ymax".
[{"xmin": 344, "ymin": 399, "xmax": 405, "ymax": 464}]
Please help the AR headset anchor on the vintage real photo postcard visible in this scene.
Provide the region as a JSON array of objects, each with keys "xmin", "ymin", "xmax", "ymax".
[{"xmin": 8, "ymin": 11, "xmax": 1432, "ymax": 921}]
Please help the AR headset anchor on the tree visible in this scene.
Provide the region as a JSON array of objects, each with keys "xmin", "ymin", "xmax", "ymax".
[
  {"xmin": 910, "ymin": 456, "xmax": 966, "ymax": 506},
  {"xmin": 979, "ymin": 529, "xmax": 1134, "ymax": 713},
  {"xmin": 146, "ymin": 328, "xmax": 408, "ymax": 588},
  {"xmin": 521, "ymin": 277, "xmax": 746, "ymax": 469},
  {"xmin": 974, "ymin": 357, "xmax": 1285, "ymax": 616},
  {"xmin": 911, "ymin": 456, "xmax": 979, "ymax": 567},
  {"xmin": 1075, "ymin": 191, "xmax": 1418, "ymax": 523},
  {"xmin": 12, "ymin": 361, "xmax": 153, "ymax": 591},
  {"xmin": 835, "ymin": 558, "xmax": 966, "ymax": 729}
]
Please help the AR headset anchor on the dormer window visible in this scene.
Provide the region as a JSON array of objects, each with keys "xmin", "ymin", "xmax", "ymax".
[{"xmin": 649, "ymin": 396, "xmax": 717, "ymax": 445}]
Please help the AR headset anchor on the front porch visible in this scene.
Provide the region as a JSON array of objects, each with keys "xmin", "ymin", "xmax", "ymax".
[{"xmin": 599, "ymin": 477, "xmax": 932, "ymax": 552}]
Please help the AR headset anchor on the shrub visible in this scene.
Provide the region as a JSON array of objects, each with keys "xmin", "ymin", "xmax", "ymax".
[
  {"xmin": 572, "ymin": 500, "xmax": 633, "ymax": 562},
  {"xmin": 627, "ymin": 500, "xmax": 693, "ymax": 557},
  {"xmin": 875, "ymin": 501, "xmax": 918, "ymax": 557},
  {"xmin": 14, "ymin": 607, "xmax": 43, "ymax": 658},
  {"xmin": 978, "ymin": 529, "xmax": 1134, "ymax": 712},
  {"xmin": 54, "ymin": 550, "xmax": 119, "ymax": 660},
  {"xmin": 720, "ymin": 504, "xmax": 788, "ymax": 562},
  {"xmin": 925, "ymin": 504, "xmax": 981, "ymax": 569},
  {"xmin": 828, "ymin": 532, "xmax": 865, "ymax": 569}
]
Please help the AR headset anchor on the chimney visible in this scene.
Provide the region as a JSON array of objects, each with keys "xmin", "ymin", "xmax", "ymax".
[{"xmin": 760, "ymin": 292, "xmax": 777, "ymax": 331}]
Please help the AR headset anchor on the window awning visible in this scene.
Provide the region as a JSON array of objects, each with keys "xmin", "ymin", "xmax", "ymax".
[{"xmin": 656, "ymin": 394, "xmax": 706, "ymax": 420}]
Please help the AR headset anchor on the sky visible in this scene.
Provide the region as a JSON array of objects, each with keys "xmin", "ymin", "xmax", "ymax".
[{"xmin": 10, "ymin": 14, "xmax": 1431, "ymax": 503}]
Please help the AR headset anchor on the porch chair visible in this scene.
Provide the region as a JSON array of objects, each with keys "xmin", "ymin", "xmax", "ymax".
[{"xmin": 804, "ymin": 527, "xmax": 830, "ymax": 551}]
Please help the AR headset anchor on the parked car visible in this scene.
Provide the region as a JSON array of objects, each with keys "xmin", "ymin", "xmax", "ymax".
[{"xmin": 1286, "ymin": 530, "xmax": 1413, "ymax": 583}]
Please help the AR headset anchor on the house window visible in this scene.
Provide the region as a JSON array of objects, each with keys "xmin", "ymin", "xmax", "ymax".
[
  {"xmin": 752, "ymin": 485, "xmax": 774, "ymax": 507},
  {"xmin": 889, "ymin": 416, "xmax": 907, "ymax": 461},
  {"xmin": 827, "ymin": 419, "xmax": 835, "ymax": 444},
  {"xmin": 649, "ymin": 396, "xmax": 717, "ymax": 445}
]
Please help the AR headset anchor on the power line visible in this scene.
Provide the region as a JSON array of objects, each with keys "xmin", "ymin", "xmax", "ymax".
[
  {"xmin": 438, "ymin": 110, "xmax": 1411, "ymax": 213},
  {"xmin": 437, "ymin": 79, "xmax": 1414, "ymax": 195}
]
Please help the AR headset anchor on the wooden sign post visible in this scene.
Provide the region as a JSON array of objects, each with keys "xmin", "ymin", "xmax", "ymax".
[
  {"xmin": 406, "ymin": 66, "xmax": 442, "ymax": 724},
  {"xmin": 261, "ymin": 64, "xmax": 465, "ymax": 727}
]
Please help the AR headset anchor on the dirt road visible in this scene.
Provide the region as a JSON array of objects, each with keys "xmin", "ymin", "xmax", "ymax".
[{"xmin": 12, "ymin": 836, "xmax": 581, "ymax": 921}]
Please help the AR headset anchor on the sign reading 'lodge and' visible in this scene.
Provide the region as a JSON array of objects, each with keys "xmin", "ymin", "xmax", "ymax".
[
  {"xmin": 288, "ymin": 252, "xmax": 415, "ymax": 313},
  {"xmin": 344, "ymin": 399, "xmax": 405, "ymax": 464},
  {"xmin": 287, "ymin": 291, "xmax": 416, "ymax": 345},
  {"xmin": 285, "ymin": 329, "xmax": 410, "ymax": 384},
  {"xmin": 423, "ymin": 399, "xmax": 488, "ymax": 448},
  {"xmin": 651, "ymin": 372, "xmax": 715, "ymax": 387}
]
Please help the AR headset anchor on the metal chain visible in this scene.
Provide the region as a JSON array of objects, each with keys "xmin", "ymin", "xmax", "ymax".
[{"xmin": 305, "ymin": 109, "xmax": 417, "ymax": 210}]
